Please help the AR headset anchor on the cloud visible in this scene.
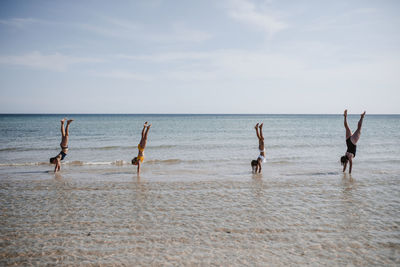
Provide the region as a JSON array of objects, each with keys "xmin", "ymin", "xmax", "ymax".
[
  {"xmin": 79, "ymin": 18, "xmax": 212, "ymax": 43},
  {"xmin": 0, "ymin": 18, "xmax": 42, "ymax": 29},
  {"xmin": 89, "ymin": 70, "xmax": 152, "ymax": 81},
  {"xmin": 116, "ymin": 51, "xmax": 209, "ymax": 62},
  {"xmin": 224, "ymin": 0, "xmax": 287, "ymax": 35},
  {"xmin": 0, "ymin": 18, "xmax": 40, "ymax": 28},
  {"xmin": 168, "ymin": 23, "xmax": 213, "ymax": 43},
  {"xmin": 0, "ymin": 52, "xmax": 102, "ymax": 71},
  {"xmin": 354, "ymin": 8, "xmax": 377, "ymax": 14},
  {"xmin": 304, "ymin": 7, "xmax": 380, "ymax": 32},
  {"xmin": 115, "ymin": 49, "xmax": 306, "ymax": 83},
  {"xmin": 111, "ymin": 48, "xmax": 400, "ymax": 91}
]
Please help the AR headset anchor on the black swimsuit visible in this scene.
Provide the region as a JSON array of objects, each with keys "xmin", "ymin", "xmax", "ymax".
[
  {"xmin": 56, "ymin": 151, "xmax": 67, "ymax": 160},
  {"xmin": 59, "ymin": 144, "xmax": 68, "ymax": 160},
  {"xmin": 346, "ymin": 137, "xmax": 356, "ymax": 157}
]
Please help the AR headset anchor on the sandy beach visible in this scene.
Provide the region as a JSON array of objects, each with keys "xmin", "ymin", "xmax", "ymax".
[{"xmin": 1, "ymin": 170, "xmax": 399, "ymax": 266}]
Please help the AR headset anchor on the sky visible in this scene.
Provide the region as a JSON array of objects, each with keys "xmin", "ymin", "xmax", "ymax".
[{"xmin": 0, "ymin": 0, "xmax": 399, "ymax": 114}]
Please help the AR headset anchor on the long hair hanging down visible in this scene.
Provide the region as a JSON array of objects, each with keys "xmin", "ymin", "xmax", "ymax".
[{"xmin": 340, "ymin": 155, "xmax": 348, "ymax": 166}]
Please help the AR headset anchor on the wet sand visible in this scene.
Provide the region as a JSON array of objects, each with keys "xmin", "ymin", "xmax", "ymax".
[{"xmin": 0, "ymin": 172, "xmax": 399, "ymax": 266}]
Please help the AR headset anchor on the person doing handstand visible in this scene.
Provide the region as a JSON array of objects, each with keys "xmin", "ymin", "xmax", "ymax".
[
  {"xmin": 132, "ymin": 122, "xmax": 151, "ymax": 175},
  {"xmin": 341, "ymin": 110, "xmax": 366, "ymax": 174},
  {"xmin": 50, "ymin": 118, "xmax": 73, "ymax": 172},
  {"xmin": 251, "ymin": 123, "xmax": 266, "ymax": 173}
]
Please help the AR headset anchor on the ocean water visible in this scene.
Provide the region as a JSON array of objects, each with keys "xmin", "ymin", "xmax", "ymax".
[{"xmin": 0, "ymin": 114, "xmax": 399, "ymax": 265}]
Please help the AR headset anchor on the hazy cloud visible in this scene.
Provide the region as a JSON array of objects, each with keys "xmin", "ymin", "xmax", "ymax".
[
  {"xmin": 0, "ymin": 52, "xmax": 102, "ymax": 71},
  {"xmin": 0, "ymin": 17, "xmax": 40, "ymax": 28},
  {"xmin": 89, "ymin": 70, "xmax": 152, "ymax": 81},
  {"xmin": 225, "ymin": 0, "xmax": 287, "ymax": 35},
  {"xmin": 79, "ymin": 18, "xmax": 212, "ymax": 43}
]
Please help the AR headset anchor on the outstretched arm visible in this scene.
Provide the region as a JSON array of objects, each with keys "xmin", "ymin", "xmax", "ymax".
[
  {"xmin": 349, "ymin": 159, "xmax": 353, "ymax": 174},
  {"xmin": 54, "ymin": 158, "xmax": 61, "ymax": 172},
  {"xmin": 137, "ymin": 161, "xmax": 141, "ymax": 175}
]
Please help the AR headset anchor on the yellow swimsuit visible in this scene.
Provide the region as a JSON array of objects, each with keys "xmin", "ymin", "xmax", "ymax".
[
  {"xmin": 138, "ymin": 144, "xmax": 144, "ymax": 152},
  {"xmin": 137, "ymin": 144, "xmax": 145, "ymax": 162}
]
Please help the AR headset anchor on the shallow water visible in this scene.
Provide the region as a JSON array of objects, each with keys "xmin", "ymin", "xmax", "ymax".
[{"xmin": 0, "ymin": 114, "xmax": 399, "ymax": 265}]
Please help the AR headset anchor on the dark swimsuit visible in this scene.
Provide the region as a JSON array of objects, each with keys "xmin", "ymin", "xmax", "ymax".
[
  {"xmin": 59, "ymin": 151, "xmax": 67, "ymax": 160},
  {"xmin": 59, "ymin": 144, "xmax": 68, "ymax": 160},
  {"xmin": 346, "ymin": 137, "xmax": 357, "ymax": 158}
]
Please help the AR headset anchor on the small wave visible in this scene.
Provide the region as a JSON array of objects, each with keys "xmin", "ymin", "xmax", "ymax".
[
  {"xmin": 0, "ymin": 158, "xmax": 228, "ymax": 168},
  {"xmin": 69, "ymin": 160, "xmax": 127, "ymax": 166},
  {"xmin": 270, "ymin": 160, "xmax": 292, "ymax": 164},
  {"xmin": 76, "ymin": 145, "xmax": 177, "ymax": 151},
  {"xmin": 286, "ymin": 171, "xmax": 340, "ymax": 177},
  {"xmin": 0, "ymin": 147, "xmax": 53, "ymax": 152},
  {"xmin": 364, "ymin": 159, "xmax": 400, "ymax": 164},
  {"xmin": 85, "ymin": 146, "xmax": 135, "ymax": 151},
  {"xmin": 146, "ymin": 159, "xmax": 183, "ymax": 165},
  {"xmin": 0, "ymin": 162, "xmax": 48, "ymax": 167},
  {"xmin": 94, "ymin": 146, "xmax": 125, "ymax": 150},
  {"xmin": 149, "ymin": 145, "xmax": 177, "ymax": 149}
]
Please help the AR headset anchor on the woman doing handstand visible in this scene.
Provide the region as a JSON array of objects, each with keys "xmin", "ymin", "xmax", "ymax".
[
  {"xmin": 50, "ymin": 118, "xmax": 73, "ymax": 172},
  {"xmin": 251, "ymin": 123, "xmax": 266, "ymax": 173},
  {"xmin": 132, "ymin": 122, "xmax": 151, "ymax": 175},
  {"xmin": 341, "ymin": 110, "xmax": 366, "ymax": 174}
]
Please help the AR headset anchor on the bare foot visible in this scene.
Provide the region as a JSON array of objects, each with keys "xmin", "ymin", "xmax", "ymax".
[
  {"xmin": 147, "ymin": 124, "xmax": 152, "ymax": 129},
  {"xmin": 144, "ymin": 121, "xmax": 148, "ymax": 127},
  {"xmin": 361, "ymin": 111, "xmax": 366, "ymax": 118},
  {"xmin": 67, "ymin": 119, "xmax": 74, "ymax": 124},
  {"xmin": 259, "ymin": 123, "xmax": 263, "ymax": 129},
  {"xmin": 61, "ymin": 118, "xmax": 66, "ymax": 123},
  {"xmin": 344, "ymin": 110, "xmax": 347, "ymax": 117},
  {"xmin": 255, "ymin": 123, "xmax": 259, "ymax": 130}
]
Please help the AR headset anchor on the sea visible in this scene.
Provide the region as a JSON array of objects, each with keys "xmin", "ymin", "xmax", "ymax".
[{"xmin": 0, "ymin": 114, "xmax": 399, "ymax": 265}]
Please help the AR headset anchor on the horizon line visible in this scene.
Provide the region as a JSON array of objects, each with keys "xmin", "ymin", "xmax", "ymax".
[{"xmin": 0, "ymin": 113, "xmax": 398, "ymax": 115}]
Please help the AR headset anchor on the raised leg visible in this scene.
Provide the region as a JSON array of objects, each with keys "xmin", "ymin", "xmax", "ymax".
[
  {"xmin": 254, "ymin": 123, "xmax": 261, "ymax": 140},
  {"xmin": 65, "ymin": 119, "xmax": 73, "ymax": 136},
  {"xmin": 139, "ymin": 123, "xmax": 151, "ymax": 148},
  {"xmin": 259, "ymin": 123, "xmax": 264, "ymax": 140},
  {"xmin": 141, "ymin": 122, "xmax": 148, "ymax": 139},
  {"xmin": 61, "ymin": 119, "xmax": 72, "ymax": 147},
  {"xmin": 344, "ymin": 110, "xmax": 352, "ymax": 139},
  {"xmin": 144, "ymin": 124, "xmax": 151, "ymax": 141},
  {"xmin": 60, "ymin": 118, "xmax": 66, "ymax": 137},
  {"xmin": 351, "ymin": 111, "xmax": 365, "ymax": 145}
]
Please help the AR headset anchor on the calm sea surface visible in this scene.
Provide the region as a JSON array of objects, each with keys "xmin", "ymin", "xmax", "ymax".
[{"xmin": 0, "ymin": 114, "xmax": 399, "ymax": 265}]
